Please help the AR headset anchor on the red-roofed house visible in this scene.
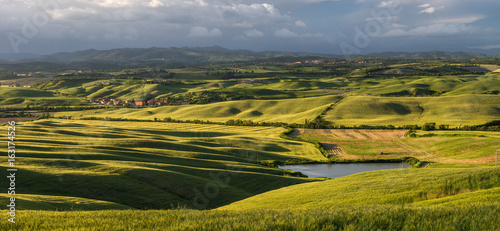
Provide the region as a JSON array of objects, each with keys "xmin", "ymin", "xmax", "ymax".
[{"xmin": 135, "ymin": 99, "xmax": 146, "ymax": 107}]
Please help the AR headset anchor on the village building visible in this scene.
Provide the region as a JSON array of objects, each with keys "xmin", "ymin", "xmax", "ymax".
[{"xmin": 135, "ymin": 99, "xmax": 146, "ymax": 107}]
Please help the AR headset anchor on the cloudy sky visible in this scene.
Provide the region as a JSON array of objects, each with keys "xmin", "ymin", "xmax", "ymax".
[{"xmin": 1, "ymin": 0, "xmax": 500, "ymax": 55}]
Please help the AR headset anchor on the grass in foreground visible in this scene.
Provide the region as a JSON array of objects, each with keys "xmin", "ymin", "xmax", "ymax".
[{"xmin": 2, "ymin": 206, "xmax": 499, "ymax": 230}]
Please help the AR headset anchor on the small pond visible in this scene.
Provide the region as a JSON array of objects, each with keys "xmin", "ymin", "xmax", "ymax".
[{"xmin": 278, "ymin": 162, "xmax": 409, "ymax": 178}]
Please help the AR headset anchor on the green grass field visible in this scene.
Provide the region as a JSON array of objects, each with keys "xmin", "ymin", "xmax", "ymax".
[
  {"xmin": 0, "ymin": 87, "xmax": 88, "ymax": 106},
  {"xmin": 2, "ymin": 205, "xmax": 499, "ymax": 230},
  {"xmin": 3, "ymin": 167, "xmax": 498, "ymax": 230},
  {"xmin": 0, "ymin": 119, "xmax": 325, "ymax": 211}
]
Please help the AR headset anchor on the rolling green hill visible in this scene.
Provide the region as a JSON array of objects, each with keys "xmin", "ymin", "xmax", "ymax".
[
  {"xmin": 220, "ymin": 167, "xmax": 500, "ymax": 210},
  {"xmin": 351, "ymin": 74, "xmax": 500, "ymax": 96},
  {"xmin": 58, "ymin": 95, "xmax": 342, "ymax": 124},
  {"xmin": 57, "ymin": 94, "xmax": 500, "ymax": 127},
  {"xmin": 0, "ymin": 87, "xmax": 88, "ymax": 106},
  {"xmin": 324, "ymin": 94, "xmax": 500, "ymax": 126},
  {"xmin": 3, "ymin": 167, "xmax": 498, "ymax": 230},
  {"xmin": 0, "ymin": 119, "xmax": 325, "ymax": 211}
]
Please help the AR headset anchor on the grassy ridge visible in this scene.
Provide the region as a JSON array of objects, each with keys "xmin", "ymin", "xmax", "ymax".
[
  {"xmin": 0, "ymin": 120, "xmax": 326, "ymax": 211},
  {"xmin": 352, "ymin": 74, "xmax": 499, "ymax": 96},
  {"xmin": 45, "ymin": 73, "xmax": 500, "ymax": 98},
  {"xmin": 57, "ymin": 94, "xmax": 500, "ymax": 126},
  {"xmin": 403, "ymin": 131, "xmax": 500, "ymax": 162},
  {"xmin": 221, "ymin": 167, "xmax": 500, "ymax": 210},
  {"xmin": 324, "ymin": 94, "xmax": 500, "ymax": 126},
  {"xmin": 0, "ymin": 87, "xmax": 87, "ymax": 106},
  {"xmin": 58, "ymin": 95, "xmax": 341, "ymax": 124}
]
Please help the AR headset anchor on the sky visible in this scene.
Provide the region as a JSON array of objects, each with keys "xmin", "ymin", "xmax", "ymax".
[{"xmin": 1, "ymin": 0, "xmax": 500, "ymax": 55}]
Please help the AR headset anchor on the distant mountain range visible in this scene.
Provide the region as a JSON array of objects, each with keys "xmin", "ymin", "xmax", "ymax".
[
  {"xmin": 3, "ymin": 46, "xmax": 339, "ymax": 64},
  {"xmin": 0, "ymin": 46, "xmax": 499, "ymax": 71}
]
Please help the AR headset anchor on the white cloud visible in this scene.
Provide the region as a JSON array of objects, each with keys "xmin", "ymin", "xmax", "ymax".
[
  {"xmin": 435, "ymin": 16, "xmax": 484, "ymax": 24},
  {"xmin": 244, "ymin": 29, "xmax": 264, "ymax": 38},
  {"xmin": 94, "ymin": 0, "xmax": 134, "ymax": 8},
  {"xmin": 419, "ymin": 7, "xmax": 435, "ymax": 14},
  {"xmin": 232, "ymin": 21, "xmax": 254, "ymax": 28},
  {"xmin": 390, "ymin": 23, "xmax": 408, "ymax": 29},
  {"xmin": 188, "ymin": 26, "xmax": 222, "ymax": 37},
  {"xmin": 274, "ymin": 28, "xmax": 298, "ymax": 38},
  {"xmin": 209, "ymin": 28, "xmax": 222, "ymax": 36},
  {"xmin": 377, "ymin": 24, "xmax": 477, "ymax": 37},
  {"xmin": 273, "ymin": 28, "xmax": 322, "ymax": 38},
  {"xmin": 418, "ymin": 4, "xmax": 431, "ymax": 8},
  {"xmin": 143, "ymin": 0, "xmax": 164, "ymax": 8},
  {"xmin": 295, "ymin": 20, "xmax": 307, "ymax": 27},
  {"xmin": 419, "ymin": 6, "xmax": 444, "ymax": 14},
  {"xmin": 378, "ymin": 1, "xmax": 396, "ymax": 8}
]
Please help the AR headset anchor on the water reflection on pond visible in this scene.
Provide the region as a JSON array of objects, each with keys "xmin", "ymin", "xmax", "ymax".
[{"xmin": 278, "ymin": 163, "xmax": 409, "ymax": 178}]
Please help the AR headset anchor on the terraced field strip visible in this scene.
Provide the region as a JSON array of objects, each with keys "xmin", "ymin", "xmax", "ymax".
[
  {"xmin": 321, "ymin": 142, "xmax": 350, "ymax": 158},
  {"xmin": 295, "ymin": 129, "xmax": 418, "ymax": 158}
]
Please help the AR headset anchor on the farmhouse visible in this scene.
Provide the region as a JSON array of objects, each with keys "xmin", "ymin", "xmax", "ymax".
[
  {"xmin": 156, "ymin": 99, "xmax": 169, "ymax": 106},
  {"xmin": 147, "ymin": 99, "xmax": 156, "ymax": 106},
  {"xmin": 135, "ymin": 99, "xmax": 146, "ymax": 107}
]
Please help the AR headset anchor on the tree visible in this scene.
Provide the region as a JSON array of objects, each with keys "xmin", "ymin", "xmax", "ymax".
[{"xmin": 422, "ymin": 123, "xmax": 436, "ymax": 131}]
